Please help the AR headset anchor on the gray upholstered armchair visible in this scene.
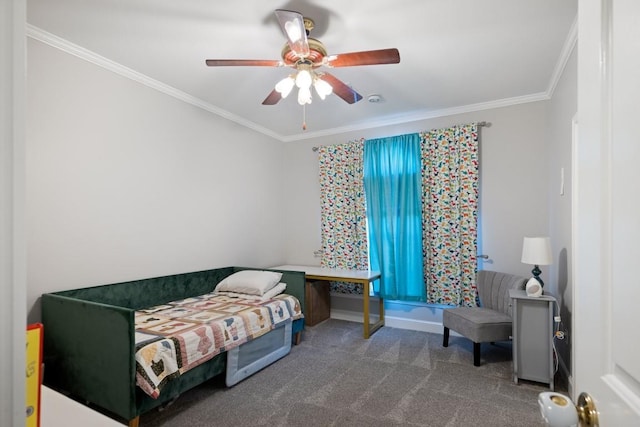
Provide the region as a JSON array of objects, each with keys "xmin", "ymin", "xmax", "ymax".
[{"xmin": 442, "ymin": 270, "xmax": 527, "ymax": 366}]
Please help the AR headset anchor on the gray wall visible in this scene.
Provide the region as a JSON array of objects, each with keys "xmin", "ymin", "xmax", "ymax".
[
  {"xmin": 546, "ymin": 45, "xmax": 577, "ymax": 386},
  {"xmin": 2, "ymin": 1, "xmax": 27, "ymax": 425},
  {"xmin": 26, "ymin": 31, "xmax": 576, "ymax": 378},
  {"xmin": 280, "ymin": 48, "xmax": 576, "ymax": 368},
  {"xmin": 281, "ymin": 102, "xmax": 550, "ymax": 331},
  {"xmin": 26, "ymin": 39, "xmax": 288, "ymax": 321},
  {"xmin": 282, "ymin": 104, "xmax": 551, "ymax": 274}
]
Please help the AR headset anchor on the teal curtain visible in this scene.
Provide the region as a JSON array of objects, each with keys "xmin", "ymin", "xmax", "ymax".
[{"xmin": 364, "ymin": 133, "xmax": 426, "ymax": 301}]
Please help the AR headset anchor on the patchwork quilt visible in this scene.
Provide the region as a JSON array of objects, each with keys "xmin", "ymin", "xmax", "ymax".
[{"xmin": 134, "ymin": 292, "xmax": 303, "ymax": 398}]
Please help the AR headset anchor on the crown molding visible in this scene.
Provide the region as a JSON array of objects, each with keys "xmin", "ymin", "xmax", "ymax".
[
  {"xmin": 546, "ymin": 15, "xmax": 578, "ymax": 98},
  {"xmin": 27, "ymin": 22, "xmax": 573, "ymax": 143},
  {"xmin": 284, "ymin": 13, "xmax": 579, "ymax": 143},
  {"xmin": 26, "ymin": 25, "xmax": 285, "ymax": 141},
  {"xmin": 280, "ymin": 92, "xmax": 550, "ymax": 142}
]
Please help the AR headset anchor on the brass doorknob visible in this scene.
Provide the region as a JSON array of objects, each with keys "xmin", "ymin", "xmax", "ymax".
[{"xmin": 576, "ymin": 392, "xmax": 599, "ymax": 427}]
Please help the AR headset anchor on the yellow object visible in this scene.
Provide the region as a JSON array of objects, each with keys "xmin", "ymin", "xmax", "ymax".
[{"xmin": 26, "ymin": 323, "xmax": 43, "ymax": 427}]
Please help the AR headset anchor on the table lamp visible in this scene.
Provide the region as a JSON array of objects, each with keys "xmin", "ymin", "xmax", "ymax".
[{"xmin": 521, "ymin": 236, "xmax": 552, "ymax": 297}]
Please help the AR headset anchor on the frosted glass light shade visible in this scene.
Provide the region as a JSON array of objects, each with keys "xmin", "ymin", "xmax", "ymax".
[
  {"xmin": 275, "ymin": 76, "xmax": 295, "ymax": 98},
  {"xmin": 295, "ymin": 69, "xmax": 312, "ymax": 88},
  {"xmin": 313, "ymin": 78, "xmax": 333, "ymax": 99},
  {"xmin": 297, "ymin": 86, "xmax": 312, "ymax": 105}
]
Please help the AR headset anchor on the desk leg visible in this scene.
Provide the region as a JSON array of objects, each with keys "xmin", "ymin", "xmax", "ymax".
[
  {"xmin": 363, "ymin": 281, "xmax": 370, "ymax": 338},
  {"xmin": 362, "ymin": 279, "xmax": 385, "ymax": 339}
]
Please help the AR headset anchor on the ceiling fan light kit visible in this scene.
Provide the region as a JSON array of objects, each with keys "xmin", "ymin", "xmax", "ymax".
[
  {"xmin": 275, "ymin": 68, "xmax": 334, "ymax": 106},
  {"xmin": 205, "ymin": 9, "xmax": 400, "ymax": 127}
]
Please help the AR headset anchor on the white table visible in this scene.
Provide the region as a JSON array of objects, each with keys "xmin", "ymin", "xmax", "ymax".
[
  {"xmin": 41, "ymin": 386, "xmax": 123, "ymax": 426},
  {"xmin": 272, "ymin": 265, "xmax": 383, "ymax": 338}
]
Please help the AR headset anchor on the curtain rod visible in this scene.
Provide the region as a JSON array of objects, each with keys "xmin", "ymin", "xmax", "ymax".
[{"xmin": 311, "ymin": 121, "xmax": 489, "ymax": 152}]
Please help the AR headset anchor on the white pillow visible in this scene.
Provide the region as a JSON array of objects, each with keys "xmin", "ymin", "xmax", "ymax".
[
  {"xmin": 215, "ymin": 270, "xmax": 283, "ymax": 296},
  {"xmin": 214, "ymin": 282, "xmax": 287, "ymax": 301}
]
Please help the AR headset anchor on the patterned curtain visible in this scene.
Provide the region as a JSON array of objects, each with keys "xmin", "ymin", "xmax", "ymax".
[
  {"xmin": 318, "ymin": 141, "xmax": 369, "ymax": 294},
  {"xmin": 420, "ymin": 124, "xmax": 479, "ymax": 306}
]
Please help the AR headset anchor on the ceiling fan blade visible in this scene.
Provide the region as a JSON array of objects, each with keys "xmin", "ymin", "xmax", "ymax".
[
  {"xmin": 274, "ymin": 9, "xmax": 310, "ymax": 58},
  {"xmin": 262, "ymin": 89, "xmax": 282, "ymax": 105},
  {"xmin": 326, "ymin": 48, "xmax": 400, "ymax": 67},
  {"xmin": 318, "ymin": 73, "xmax": 363, "ymax": 104},
  {"xmin": 205, "ymin": 59, "xmax": 283, "ymax": 67}
]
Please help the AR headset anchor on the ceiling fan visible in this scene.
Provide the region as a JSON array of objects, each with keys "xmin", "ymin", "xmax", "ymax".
[{"xmin": 205, "ymin": 9, "xmax": 400, "ymax": 106}]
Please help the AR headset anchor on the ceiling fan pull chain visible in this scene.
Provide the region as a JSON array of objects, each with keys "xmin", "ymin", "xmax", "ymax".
[{"xmin": 302, "ymin": 105, "xmax": 307, "ymax": 131}]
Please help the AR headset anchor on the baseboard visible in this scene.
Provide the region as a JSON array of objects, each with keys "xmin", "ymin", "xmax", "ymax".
[
  {"xmin": 385, "ymin": 315, "xmax": 461, "ymax": 337},
  {"xmin": 330, "ymin": 309, "xmax": 377, "ymax": 324},
  {"xmin": 557, "ymin": 353, "xmax": 573, "ymax": 397},
  {"xmin": 329, "ymin": 309, "xmax": 461, "ymax": 337}
]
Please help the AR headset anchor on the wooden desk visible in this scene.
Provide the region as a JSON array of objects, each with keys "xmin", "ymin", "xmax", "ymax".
[{"xmin": 272, "ymin": 265, "xmax": 383, "ymax": 338}]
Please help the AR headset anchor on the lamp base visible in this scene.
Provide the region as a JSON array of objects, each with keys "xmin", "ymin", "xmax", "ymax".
[{"xmin": 526, "ymin": 277, "xmax": 543, "ymax": 297}]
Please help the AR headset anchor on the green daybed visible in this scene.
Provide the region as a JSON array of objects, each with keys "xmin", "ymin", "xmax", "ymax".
[{"xmin": 41, "ymin": 266, "xmax": 306, "ymax": 427}]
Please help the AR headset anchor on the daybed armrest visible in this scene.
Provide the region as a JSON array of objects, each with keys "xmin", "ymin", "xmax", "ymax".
[{"xmin": 42, "ymin": 293, "xmax": 138, "ymax": 421}]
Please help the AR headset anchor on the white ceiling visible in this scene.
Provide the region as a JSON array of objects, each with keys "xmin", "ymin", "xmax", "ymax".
[{"xmin": 27, "ymin": 0, "xmax": 577, "ymax": 142}]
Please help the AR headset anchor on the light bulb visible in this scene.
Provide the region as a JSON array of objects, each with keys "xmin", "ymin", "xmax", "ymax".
[
  {"xmin": 295, "ymin": 69, "xmax": 312, "ymax": 88},
  {"xmin": 313, "ymin": 78, "xmax": 333, "ymax": 100},
  {"xmin": 275, "ymin": 76, "xmax": 295, "ymax": 98},
  {"xmin": 297, "ymin": 86, "xmax": 312, "ymax": 105}
]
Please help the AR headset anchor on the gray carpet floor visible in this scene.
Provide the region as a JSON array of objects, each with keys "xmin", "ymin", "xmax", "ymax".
[{"xmin": 139, "ymin": 319, "xmax": 564, "ymax": 426}]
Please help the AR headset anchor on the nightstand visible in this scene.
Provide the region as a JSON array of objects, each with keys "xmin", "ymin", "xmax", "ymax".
[{"xmin": 509, "ymin": 289, "xmax": 556, "ymax": 390}]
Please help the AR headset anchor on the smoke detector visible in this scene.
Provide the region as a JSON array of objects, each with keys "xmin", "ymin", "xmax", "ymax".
[{"xmin": 367, "ymin": 94, "xmax": 383, "ymax": 103}]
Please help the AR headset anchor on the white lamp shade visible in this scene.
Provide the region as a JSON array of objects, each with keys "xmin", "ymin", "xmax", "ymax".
[{"xmin": 521, "ymin": 237, "xmax": 552, "ymax": 265}]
